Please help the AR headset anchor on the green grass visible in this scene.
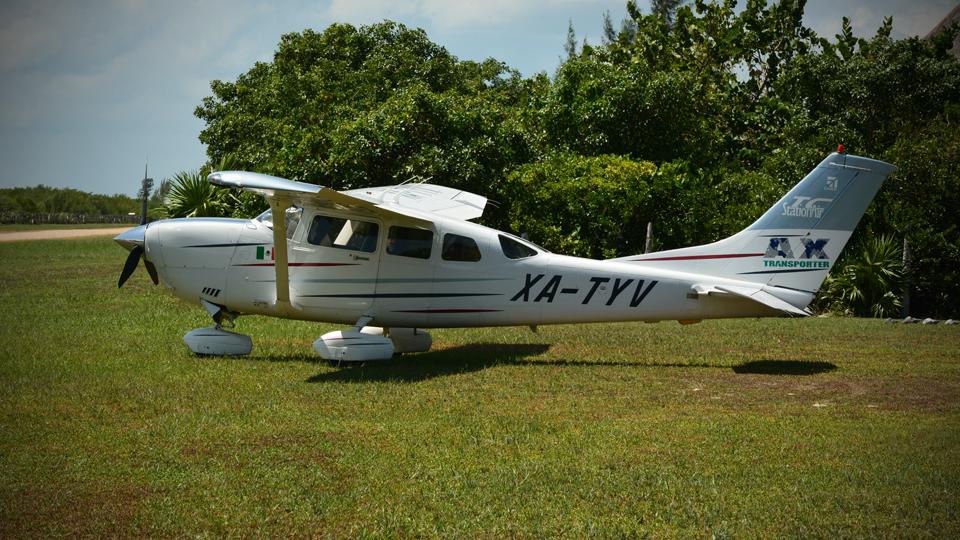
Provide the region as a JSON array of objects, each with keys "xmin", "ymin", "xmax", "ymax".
[
  {"xmin": 1, "ymin": 237, "xmax": 958, "ymax": 537},
  {"xmin": 0, "ymin": 223, "xmax": 133, "ymax": 232}
]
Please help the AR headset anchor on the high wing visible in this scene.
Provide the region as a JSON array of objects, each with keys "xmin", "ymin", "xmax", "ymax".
[
  {"xmin": 343, "ymin": 184, "xmax": 487, "ymax": 221},
  {"xmin": 206, "ymin": 170, "xmax": 487, "ymax": 316},
  {"xmin": 207, "ymin": 171, "xmax": 486, "ymax": 223}
]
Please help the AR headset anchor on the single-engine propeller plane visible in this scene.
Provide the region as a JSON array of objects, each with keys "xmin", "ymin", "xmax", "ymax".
[{"xmin": 115, "ymin": 151, "xmax": 895, "ymax": 360}]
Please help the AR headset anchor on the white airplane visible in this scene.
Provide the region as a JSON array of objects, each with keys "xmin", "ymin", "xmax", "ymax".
[{"xmin": 115, "ymin": 151, "xmax": 895, "ymax": 360}]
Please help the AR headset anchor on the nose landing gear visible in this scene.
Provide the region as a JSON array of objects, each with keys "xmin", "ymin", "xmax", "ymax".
[{"xmin": 182, "ymin": 299, "xmax": 253, "ymax": 356}]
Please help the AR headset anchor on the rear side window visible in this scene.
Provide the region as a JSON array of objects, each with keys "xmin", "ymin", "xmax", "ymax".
[
  {"xmin": 499, "ymin": 234, "xmax": 537, "ymax": 259},
  {"xmin": 307, "ymin": 215, "xmax": 379, "ymax": 253},
  {"xmin": 442, "ymin": 234, "xmax": 481, "ymax": 262},
  {"xmin": 388, "ymin": 226, "xmax": 433, "ymax": 259}
]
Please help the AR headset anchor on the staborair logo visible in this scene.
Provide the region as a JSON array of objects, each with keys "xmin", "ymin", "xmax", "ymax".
[
  {"xmin": 763, "ymin": 237, "xmax": 830, "ymax": 269},
  {"xmin": 781, "ymin": 196, "xmax": 833, "ymax": 219}
]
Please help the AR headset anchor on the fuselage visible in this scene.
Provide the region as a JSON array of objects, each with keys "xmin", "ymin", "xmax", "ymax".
[{"xmin": 135, "ymin": 207, "xmax": 787, "ymax": 329}]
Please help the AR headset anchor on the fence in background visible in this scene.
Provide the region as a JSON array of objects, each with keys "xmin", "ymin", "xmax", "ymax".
[{"xmin": 0, "ymin": 212, "xmax": 140, "ymax": 225}]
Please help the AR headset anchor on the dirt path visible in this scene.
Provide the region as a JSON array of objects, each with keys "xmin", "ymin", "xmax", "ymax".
[{"xmin": 0, "ymin": 227, "xmax": 132, "ymax": 243}]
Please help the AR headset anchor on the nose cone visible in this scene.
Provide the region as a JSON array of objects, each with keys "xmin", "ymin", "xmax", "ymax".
[{"xmin": 114, "ymin": 224, "xmax": 147, "ymax": 252}]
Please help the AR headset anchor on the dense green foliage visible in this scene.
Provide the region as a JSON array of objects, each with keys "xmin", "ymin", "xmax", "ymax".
[
  {"xmin": 193, "ymin": 2, "xmax": 960, "ymax": 315},
  {"xmin": 506, "ymin": 155, "xmax": 657, "ymax": 258},
  {"xmin": 0, "ymin": 185, "xmax": 137, "ymax": 216},
  {"xmin": 818, "ymin": 235, "xmax": 903, "ymax": 317},
  {"xmin": 195, "ymin": 23, "xmax": 536, "ymax": 199},
  {"xmin": 504, "ymin": 154, "xmax": 784, "ymax": 258}
]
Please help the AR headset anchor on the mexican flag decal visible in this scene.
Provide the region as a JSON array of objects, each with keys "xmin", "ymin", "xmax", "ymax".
[{"xmin": 256, "ymin": 246, "xmax": 274, "ymax": 260}]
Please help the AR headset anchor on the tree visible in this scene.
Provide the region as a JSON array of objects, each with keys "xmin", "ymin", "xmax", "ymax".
[
  {"xmin": 505, "ymin": 153, "xmax": 657, "ymax": 259},
  {"xmin": 602, "ymin": 11, "xmax": 617, "ymax": 45},
  {"xmin": 880, "ymin": 116, "xmax": 960, "ymax": 316},
  {"xmin": 541, "ymin": 55, "xmax": 723, "ymax": 164},
  {"xmin": 818, "ymin": 235, "xmax": 902, "ymax": 317},
  {"xmin": 161, "ymin": 155, "xmax": 266, "ymax": 220},
  {"xmin": 196, "ymin": 21, "xmax": 532, "ymax": 204},
  {"xmin": 0, "ymin": 186, "xmax": 137, "ymax": 216},
  {"xmin": 766, "ymin": 22, "xmax": 960, "ymax": 315},
  {"xmin": 564, "ymin": 19, "xmax": 577, "ymax": 58},
  {"xmin": 651, "ymin": 0, "xmax": 684, "ymax": 26},
  {"xmin": 163, "ymin": 170, "xmax": 230, "ymax": 219}
]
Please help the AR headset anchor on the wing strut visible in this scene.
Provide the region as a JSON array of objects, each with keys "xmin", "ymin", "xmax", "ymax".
[{"xmin": 270, "ymin": 196, "xmax": 295, "ymax": 315}]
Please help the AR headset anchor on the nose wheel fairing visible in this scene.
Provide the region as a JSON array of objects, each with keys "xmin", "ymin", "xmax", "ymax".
[{"xmin": 183, "ymin": 327, "xmax": 253, "ymax": 356}]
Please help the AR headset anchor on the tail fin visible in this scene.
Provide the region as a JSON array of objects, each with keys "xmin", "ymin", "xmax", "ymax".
[{"xmin": 614, "ymin": 152, "xmax": 896, "ymax": 295}]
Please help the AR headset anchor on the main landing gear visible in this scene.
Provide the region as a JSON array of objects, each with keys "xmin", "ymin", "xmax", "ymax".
[
  {"xmin": 314, "ymin": 317, "xmax": 432, "ymax": 361},
  {"xmin": 182, "ymin": 305, "xmax": 432, "ymax": 361}
]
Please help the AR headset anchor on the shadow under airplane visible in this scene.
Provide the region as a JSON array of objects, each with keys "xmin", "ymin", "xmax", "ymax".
[{"xmin": 303, "ymin": 343, "xmax": 838, "ymax": 384}]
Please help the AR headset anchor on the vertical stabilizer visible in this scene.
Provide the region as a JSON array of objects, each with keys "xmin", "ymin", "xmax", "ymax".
[{"xmin": 615, "ymin": 152, "xmax": 897, "ymax": 295}]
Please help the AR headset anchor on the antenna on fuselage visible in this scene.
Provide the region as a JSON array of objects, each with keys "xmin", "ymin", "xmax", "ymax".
[{"xmin": 398, "ymin": 175, "xmax": 432, "ymax": 186}]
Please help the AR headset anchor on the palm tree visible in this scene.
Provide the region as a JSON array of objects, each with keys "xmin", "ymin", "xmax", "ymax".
[
  {"xmin": 163, "ymin": 169, "xmax": 230, "ymax": 218},
  {"xmin": 161, "ymin": 155, "xmax": 264, "ymax": 219},
  {"xmin": 820, "ymin": 235, "xmax": 903, "ymax": 317}
]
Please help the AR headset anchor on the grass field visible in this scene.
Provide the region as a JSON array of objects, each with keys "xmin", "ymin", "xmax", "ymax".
[
  {"xmin": 1, "ymin": 236, "xmax": 958, "ymax": 537},
  {"xmin": 0, "ymin": 223, "xmax": 134, "ymax": 232}
]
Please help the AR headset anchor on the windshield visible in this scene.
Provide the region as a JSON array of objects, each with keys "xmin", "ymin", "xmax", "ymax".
[
  {"xmin": 255, "ymin": 207, "xmax": 302, "ymax": 240},
  {"xmin": 256, "ymin": 209, "xmax": 273, "ymax": 227}
]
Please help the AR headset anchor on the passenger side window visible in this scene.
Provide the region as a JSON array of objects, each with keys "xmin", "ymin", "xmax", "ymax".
[
  {"xmin": 442, "ymin": 234, "xmax": 481, "ymax": 262},
  {"xmin": 307, "ymin": 215, "xmax": 378, "ymax": 253},
  {"xmin": 388, "ymin": 226, "xmax": 433, "ymax": 259},
  {"xmin": 499, "ymin": 234, "xmax": 537, "ymax": 259}
]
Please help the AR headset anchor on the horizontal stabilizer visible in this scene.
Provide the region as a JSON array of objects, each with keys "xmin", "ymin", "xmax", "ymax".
[{"xmin": 693, "ymin": 283, "xmax": 810, "ymax": 316}]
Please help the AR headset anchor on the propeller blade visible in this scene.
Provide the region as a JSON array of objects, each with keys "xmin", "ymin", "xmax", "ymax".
[
  {"xmin": 144, "ymin": 259, "xmax": 159, "ymax": 285},
  {"xmin": 118, "ymin": 245, "xmax": 143, "ymax": 288}
]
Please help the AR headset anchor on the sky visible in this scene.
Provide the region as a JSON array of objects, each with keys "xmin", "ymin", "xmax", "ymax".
[{"xmin": 0, "ymin": 0, "xmax": 956, "ymax": 196}]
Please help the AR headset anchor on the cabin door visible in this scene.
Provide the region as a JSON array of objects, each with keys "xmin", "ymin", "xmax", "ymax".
[{"xmin": 288, "ymin": 210, "xmax": 383, "ymax": 322}]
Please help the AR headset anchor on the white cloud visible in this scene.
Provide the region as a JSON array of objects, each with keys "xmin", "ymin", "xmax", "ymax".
[
  {"xmin": 324, "ymin": 0, "xmax": 596, "ymax": 30},
  {"xmin": 415, "ymin": 0, "xmax": 533, "ymax": 28},
  {"xmin": 803, "ymin": 0, "xmax": 956, "ymax": 40}
]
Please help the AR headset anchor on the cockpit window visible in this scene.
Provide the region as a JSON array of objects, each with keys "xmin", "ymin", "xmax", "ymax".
[
  {"xmin": 307, "ymin": 215, "xmax": 379, "ymax": 252},
  {"xmin": 255, "ymin": 207, "xmax": 303, "ymax": 240},
  {"xmin": 498, "ymin": 234, "xmax": 538, "ymax": 259}
]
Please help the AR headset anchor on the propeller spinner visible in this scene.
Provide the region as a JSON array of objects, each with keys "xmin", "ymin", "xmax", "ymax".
[{"xmin": 114, "ymin": 224, "xmax": 158, "ymax": 287}]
